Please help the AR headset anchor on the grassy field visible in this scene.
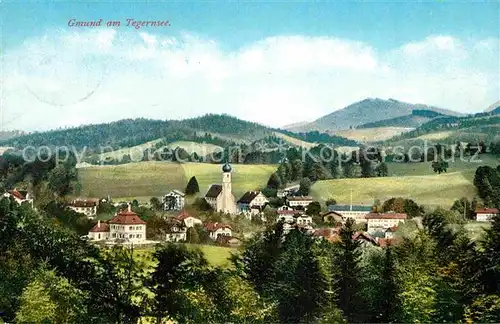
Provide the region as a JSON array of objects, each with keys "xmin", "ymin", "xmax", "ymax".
[
  {"xmin": 310, "ymin": 171, "xmax": 479, "ymax": 208},
  {"xmin": 272, "ymin": 132, "xmax": 316, "ymax": 149},
  {"xmin": 78, "ymin": 161, "xmax": 277, "ymax": 201},
  {"xmin": 387, "ymin": 154, "xmax": 499, "ymax": 177},
  {"xmin": 133, "ymin": 243, "xmax": 236, "ymax": 268},
  {"xmin": 416, "ymin": 131, "xmax": 456, "ymax": 141},
  {"xmin": 331, "ymin": 127, "xmax": 414, "ymax": 142}
]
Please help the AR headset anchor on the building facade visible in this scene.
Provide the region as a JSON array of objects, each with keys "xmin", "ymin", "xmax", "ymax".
[
  {"xmin": 88, "ymin": 205, "xmax": 147, "ymax": 243},
  {"xmin": 366, "ymin": 212, "xmax": 407, "ymax": 234},
  {"xmin": 3, "ymin": 189, "xmax": 34, "ymax": 207},
  {"xmin": 205, "ymin": 222, "xmax": 233, "ymax": 240},
  {"xmin": 475, "ymin": 208, "xmax": 499, "ymax": 222},
  {"xmin": 204, "ymin": 163, "xmax": 237, "ymax": 215},
  {"xmin": 163, "ymin": 190, "xmax": 186, "ymax": 211},
  {"xmin": 68, "ymin": 199, "xmax": 98, "ymax": 218},
  {"xmin": 237, "ymin": 191, "xmax": 269, "ymax": 216},
  {"xmin": 327, "ymin": 205, "xmax": 372, "ymax": 223},
  {"xmin": 286, "ymin": 196, "xmax": 313, "ymax": 209},
  {"xmin": 174, "ymin": 210, "xmax": 202, "ymax": 228}
]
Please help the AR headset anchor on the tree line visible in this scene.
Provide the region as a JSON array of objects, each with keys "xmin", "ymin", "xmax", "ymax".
[{"xmin": 2, "ymin": 197, "xmax": 500, "ymax": 323}]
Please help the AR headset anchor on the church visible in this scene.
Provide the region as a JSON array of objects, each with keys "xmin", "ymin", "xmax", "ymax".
[{"xmin": 204, "ymin": 162, "xmax": 237, "ymax": 215}]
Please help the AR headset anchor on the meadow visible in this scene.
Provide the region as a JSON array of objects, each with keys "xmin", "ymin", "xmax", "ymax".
[
  {"xmin": 133, "ymin": 243, "xmax": 236, "ymax": 269},
  {"xmin": 387, "ymin": 154, "xmax": 499, "ymax": 177},
  {"xmin": 78, "ymin": 161, "xmax": 277, "ymax": 201},
  {"xmin": 331, "ymin": 127, "xmax": 414, "ymax": 142},
  {"xmin": 311, "ymin": 171, "xmax": 479, "ymax": 208}
]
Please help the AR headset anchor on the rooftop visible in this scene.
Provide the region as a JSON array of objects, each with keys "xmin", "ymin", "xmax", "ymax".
[
  {"xmin": 328, "ymin": 205, "xmax": 372, "ymax": 212},
  {"xmin": 109, "ymin": 209, "xmax": 147, "ymax": 225},
  {"xmin": 205, "ymin": 184, "xmax": 222, "ymax": 198},
  {"xmin": 475, "ymin": 208, "xmax": 499, "ymax": 214},
  {"xmin": 365, "ymin": 212, "xmax": 407, "ymax": 220}
]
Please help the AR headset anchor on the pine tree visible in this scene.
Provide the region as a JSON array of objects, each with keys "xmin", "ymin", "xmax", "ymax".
[
  {"xmin": 336, "ymin": 218, "xmax": 362, "ymax": 322},
  {"xmin": 479, "ymin": 213, "xmax": 500, "ymax": 294},
  {"xmin": 185, "ymin": 176, "xmax": 200, "ymax": 195},
  {"xmin": 379, "ymin": 245, "xmax": 400, "ymax": 322},
  {"xmin": 266, "ymin": 173, "xmax": 281, "ymax": 190}
]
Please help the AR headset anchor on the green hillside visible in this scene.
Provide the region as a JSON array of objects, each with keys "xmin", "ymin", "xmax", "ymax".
[
  {"xmin": 77, "ymin": 161, "xmax": 277, "ymax": 201},
  {"xmin": 310, "ymin": 171, "xmax": 477, "ymax": 208}
]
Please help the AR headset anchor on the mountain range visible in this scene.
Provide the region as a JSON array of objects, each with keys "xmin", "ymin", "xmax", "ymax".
[{"xmin": 285, "ymin": 98, "xmax": 463, "ymax": 132}]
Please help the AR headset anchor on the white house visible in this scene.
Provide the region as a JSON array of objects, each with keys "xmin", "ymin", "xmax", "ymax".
[
  {"xmin": 327, "ymin": 205, "xmax": 372, "ymax": 223},
  {"xmin": 277, "ymin": 205, "xmax": 300, "ymax": 223},
  {"xmin": 174, "ymin": 210, "xmax": 202, "ymax": 228},
  {"xmin": 205, "ymin": 222, "xmax": 232, "ymax": 240},
  {"xmin": 475, "ymin": 208, "xmax": 499, "ymax": 222},
  {"xmin": 68, "ymin": 199, "xmax": 98, "ymax": 218},
  {"xmin": 295, "ymin": 214, "xmax": 313, "ymax": 226},
  {"xmin": 277, "ymin": 185, "xmax": 299, "ymax": 198},
  {"xmin": 237, "ymin": 191, "xmax": 269, "ymax": 218},
  {"xmin": 88, "ymin": 220, "xmax": 109, "ymax": 241},
  {"xmin": 164, "ymin": 220, "xmax": 187, "ymax": 242},
  {"xmin": 163, "ymin": 190, "xmax": 185, "ymax": 211},
  {"xmin": 286, "ymin": 196, "xmax": 313, "ymax": 209},
  {"xmin": 366, "ymin": 212, "xmax": 407, "ymax": 234},
  {"xmin": 3, "ymin": 189, "xmax": 34, "ymax": 207},
  {"xmin": 88, "ymin": 205, "xmax": 147, "ymax": 243}
]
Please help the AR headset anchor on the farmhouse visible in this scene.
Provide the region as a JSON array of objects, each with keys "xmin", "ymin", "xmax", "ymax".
[
  {"xmin": 204, "ymin": 163, "xmax": 237, "ymax": 215},
  {"xmin": 237, "ymin": 191, "xmax": 269, "ymax": 215},
  {"xmin": 277, "ymin": 205, "xmax": 301, "ymax": 223},
  {"xmin": 313, "ymin": 227, "xmax": 341, "ymax": 242},
  {"xmin": 3, "ymin": 189, "xmax": 34, "ymax": 207},
  {"xmin": 328, "ymin": 204, "xmax": 372, "ymax": 223},
  {"xmin": 88, "ymin": 205, "xmax": 147, "ymax": 243},
  {"xmin": 366, "ymin": 212, "xmax": 407, "ymax": 234},
  {"xmin": 321, "ymin": 210, "xmax": 344, "ymax": 224},
  {"xmin": 475, "ymin": 208, "xmax": 499, "ymax": 222},
  {"xmin": 68, "ymin": 199, "xmax": 98, "ymax": 218},
  {"xmin": 205, "ymin": 222, "xmax": 233, "ymax": 240},
  {"xmin": 88, "ymin": 220, "xmax": 109, "ymax": 241},
  {"xmin": 286, "ymin": 195, "xmax": 313, "ymax": 208},
  {"xmin": 277, "ymin": 185, "xmax": 299, "ymax": 198},
  {"xmin": 174, "ymin": 210, "xmax": 202, "ymax": 228},
  {"xmin": 352, "ymin": 232, "xmax": 378, "ymax": 247},
  {"xmin": 163, "ymin": 190, "xmax": 185, "ymax": 211},
  {"xmin": 295, "ymin": 214, "xmax": 313, "ymax": 226},
  {"xmin": 164, "ymin": 220, "xmax": 187, "ymax": 242}
]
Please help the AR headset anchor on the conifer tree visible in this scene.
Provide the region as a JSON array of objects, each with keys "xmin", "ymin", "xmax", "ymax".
[
  {"xmin": 336, "ymin": 218, "xmax": 362, "ymax": 322},
  {"xmin": 185, "ymin": 176, "xmax": 200, "ymax": 195}
]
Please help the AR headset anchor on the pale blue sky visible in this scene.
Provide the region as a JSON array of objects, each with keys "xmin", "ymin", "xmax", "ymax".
[{"xmin": 1, "ymin": 1, "xmax": 499, "ymax": 130}]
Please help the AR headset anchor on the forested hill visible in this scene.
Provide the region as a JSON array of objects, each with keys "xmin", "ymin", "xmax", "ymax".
[{"xmin": 0, "ymin": 114, "xmax": 356, "ymax": 151}]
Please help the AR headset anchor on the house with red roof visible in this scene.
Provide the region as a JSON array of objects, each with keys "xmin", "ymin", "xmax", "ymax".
[
  {"xmin": 475, "ymin": 208, "xmax": 499, "ymax": 222},
  {"xmin": 3, "ymin": 189, "xmax": 34, "ymax": 207},
  {"xmin": 88, "ymin": 220, "xmax": 110, "ymax": 241},
  {"xmin": 204, "ymin": 222, "xmax": 232, "ymax": 240},
  {"xmin": 88, "ymin": 204, "xmax": 147, "ymax": 243},
  {"xmin": 276, "ymin": 205, "xmax": 302, "ymax": 223},
  {"xmin": 174, "ymin": 210, "xmax": 202, "ymax": 228},
  {"xmin": 366, "ymin": 212, "xmax": 407, "ymax": 234}
]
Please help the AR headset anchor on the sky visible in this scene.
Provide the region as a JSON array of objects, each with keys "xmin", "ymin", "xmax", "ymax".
[{"xmin": 1, "ymin": 1, "xmax": 499, "ymax": 131}]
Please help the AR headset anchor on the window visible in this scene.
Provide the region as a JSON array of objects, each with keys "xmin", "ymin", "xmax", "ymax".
[
  {"xmin": 129, "ymin": 226, "xmax": 133, "ymax": 230},
  {"xmin": 130, "ymin": 234, "xmax": 135, "ymax": 239},
  {"xmin": 98, "ymin": 234, "xmax": 101, "ymax": 239},
  {"xmin": 137, "ymin": 234, "xmax": 142, "ymax": 238}
]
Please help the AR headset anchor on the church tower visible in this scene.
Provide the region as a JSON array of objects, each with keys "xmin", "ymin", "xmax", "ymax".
[{"xmin": 220, "ymin": 162, "xmax": 236, "ymax": 214}]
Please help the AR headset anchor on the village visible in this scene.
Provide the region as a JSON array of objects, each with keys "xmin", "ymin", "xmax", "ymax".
[{"xmin": 4, "ymin": 161, "xmax": 498, "ymax": 251}]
